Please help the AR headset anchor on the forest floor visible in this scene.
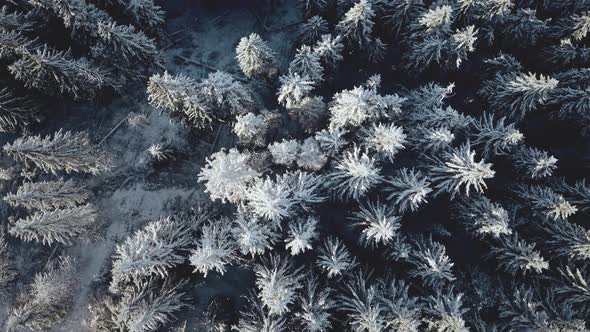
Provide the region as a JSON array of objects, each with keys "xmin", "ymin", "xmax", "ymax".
[{"xmin": 47, "ymin": 2, "xmax": 300, "ymax": 331}]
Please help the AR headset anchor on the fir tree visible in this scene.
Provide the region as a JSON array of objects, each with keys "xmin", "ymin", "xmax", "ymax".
[
  {"xmin": 408, "ymin": 237, "xmax": 455, "ymax": 288},
  {"xmin": 255, "ymin": 254, "xmax": 303, "ymax": 316},
  {"xmin": 269, "ymin": 139, "xmax": 300, "ymax": 167},
  {"xmin": 199, "ymin": 71, "xmax": 254, "ymax": 117},
  {"xmin": 429, "ymin": 142, "xmax": 495, "ymax": 198},
  {"xmin": 93, "ymin": 21, "xmax": 160, "ymax": 68},
  {"xmin": 4, "ymin": 179, "xmax": 91, "ymax": 210},
  {"xmin": 7, "ymin": 256, "xmax": 78, "ymax": 331},
  {"xmin": 3, "ymin": 129, "xmax": 111, "ymax": 175},
  {"xmin": 147, "ymin": 71, "xmax": 197, "ymax": 115},
  {"xmin": 236, "ymin": 33, "xmax": 278, "ymax": 79},
  {"xmin": 298, "ymin": 0, "xmax": 329, "ymax": 17},
  {"xmin": 289, "ymin": 45, "xmax": 324, "ymax": 83},
  {"xmin": 453, "ymin": 195, "xmax": 513, "ymax": 239},
  {"xmin": 198, "ymin": 148, "xmax": 260, "ymax": 203},
  {"xmin": 232, "ymin": 213, "xmax": 277, "ymax": 257},
  {"xmin": 336, "ymin": 0, "xmax": 375, "ymax": 49},
  {"xmin": 498, "ymin": 286, "xmax": 549, "ymax": 331},
  {"xmin": 472, "ymin": 113, "xmax": 524, "ymax": 158},
  {"xmin": 514, "ymin": 184, "xmax": 578, "ymax": 221},
  {"xmin": 315, "ymin": 127, "xmax": 349, "ymax": 157},
  {"xmin": 285, "ymin": 216, "xmax": 319, "ymax": 256},
  {"xmin": 234, "ymin": 112, "xmax": 271, "ymax": 147},
  {"xmin": 0, "ymin": 87, "xmax": 40, "ymax": 133},
  {"xmin": 190, "ymin": 220, "xmax": 236, "ymax": 277},
  {"xmin": 377, "ymin": 277, "xmax": 422, "ymax": 332},
  {"xmin": 233, "ymin": 291, "xmax": 287, "ymax": 332},
  {"xmin": 385, "ymin": 168, "xmax": 433, "ymax": 214},
  {"xmin": 541, "ymin": 218, "xmax": 590, "ymax": 262},
  {"xmin": 339, "ymin": 271, "xmax": 384, "ymax": 332},
  {"xmin": 0, "ymin": 231, "xmax": 17, "ymax": 302},
  {"xmin": 110, "ymin": 216, "xmax": 201, "ymax": 291},
  {"xmin": 314, "ymin": 34, "xmax": 344, "ymax": 68},
  {"xmin": 328, "ymin": 146, "xmax": 382, "ymax": 201},
  {"xmin": 9, "ymin": 46, "xmax": 117, "ymax": 100},
  {"xmin": 277, "ymin": 73, "xmax": 315, "ymax": 109},
  {"xmin": 295, "ymin": 276, "xmax": 335, "ymax": 332},
  {"xmin": 316, "ymin": 236, "xmax": 355, "ymax": 278},
  {"xmin": 511, "ymin": 146, "xmax": 558, "ymax": 179},
  {"xmin": 328, "ymin": 86, "xmax": 386, "ymax": 129},
  {"xmin": 380, "ymin": 0, "xmax": 426, "ymax": 38},
  {"xmin": 9, "ymin": 204, "xmax": 97, "ymax": 245},
  {"xmin": 479, "ymin": 72, "xmax": 559, "ymax": 120},
  {"xmin": 489, "ymin": 234, "xmax": 549, "ymax": 275},
  {"xmin": 297, "ymin": 137, "xmax": 327, "ymax": 171},
  {"xmin": 361, "ymin": 123, "xmax": 407, "ymax": 162},
  {"xmin": 350, "ymin": 201, "xmax": 401, "ymax": 248},
  {"xmin": 424, "ymin": 288, "xmax": 468, "ymax": 332},
  {"xmin": 118, "ymin": 0, "xmax": 165, "ymax": 32},
  {"xmin": 288, "ymin": 96, "xmax": 327, "ymax": 133},
  {"xmin": 88, "ymin": 277, "xmax": 188, "ymax": 332},
  {"xmin": 298, "ymin": 15, "xmax": 329, "ymax": 45}
]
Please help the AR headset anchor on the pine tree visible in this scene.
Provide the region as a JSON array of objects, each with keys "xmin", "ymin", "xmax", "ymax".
[
  {"xmin": 429, "ymin": 142, "xmax": 495, "ymax": 198},
  {"xmin": 555, "ymin": 266, "xmax": 590, "ymax": 308},
  {"xmin": 4, "ymin": 179, "xmax": 91, "ymax": 210},
  {"xmin": 384, "ymin": 168, "xmax": 432, "ymax": 214},
  {"xmin": 336, "ymin": 0, "xmax": 375, "ymax": 49},
  {"xmin": 316, "ymin": 236, "xmax": 356, "ymax": 278},
  {"xmin": 285, "ymin": 216, "xmax": 318, "ymax": 255},
  {"xmin": 367, "ymin": 37, "xmax": 387, "ymax": 64},
  {"xmin": 0, "ymin": 87, "xmax": 40, "ymax": 133},
  {"xmin": 511, "ymin": 146, "xmax": 558, "ymax": 179},
  {"xmin": 255, "ymin": 254, "xmax": 303, "ymax": 316},
  {"xmin": 288, "ymin": 96, "xmax": 327, "ymax": 133},
  {"xmin": 408, "ymin": 237, "xmax": 455, "ymax": 288},
  {"xmin": 0, "ymin": 29, "xmax": 34, "ymax": 60},
  {"xmin": 3, "ymin": 129, "xmax": 111, "ymax": 175},
  {"xmin": 9, "ymin": 204, "xmax": 97, "ymax": 245},
  {"xmin": 198, "ymin": 148, "xmax": 260, "ymax": 203},
  {"xmin": 472, "ymin": 113, "xmax": 524, "ymax": 158},
  {"xmin": 339, "ymin": 271, "xmax": 384, "ymax": 332},
  {"xmin": 190, "ymin": 220, "xmax": 236, "ymax": 277},
  {"xmin": 110, "ymin": 216, "xmax": 200, "ymax": 291},
  {"xmin": 298, "ymin": 15, "xmax": 329, "ymax": 45},
  {"xmin": 7, "ymin": 256, "xmax": 78, "ymax": 331},
  {"xmin": 409, "ymin": 126, "xmax": 455, "ymax": 152},
  {"xmin": 328, "ymin": 146, "xmax": 382, "ymax": 201},
  {"xmin": 295, "ymin": 275, "xmax": 335, "ymax": 332},
  {"xmin": 236, "ymin": 33, "xmax": 278, "ymax": 79},
  {"xmin": 289, "ymin": 45, "xmax": 324, "ymax": 83},
  {"xmin": 479, "ymin": 72, "xmax": 559, "ymax": 120},
  {"xmin": 488, "ymin": 234, "xmax": 549, "ymax": 275},
  {"xmin": 416, "ymin": 3, "xmax": 454, "ymax": 34},
  {"xmin": 9, "ymin": 46, "xmax": 117, "ymax": 100},
  {"xmin": 350, "ymin": 201, "xmax": 401, "ymax": 248}
]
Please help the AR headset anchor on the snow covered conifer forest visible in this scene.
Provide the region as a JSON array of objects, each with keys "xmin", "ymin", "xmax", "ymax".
[{"xmin": 0, "ymin": 0, "xmax": 590, "ymax": 330}]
